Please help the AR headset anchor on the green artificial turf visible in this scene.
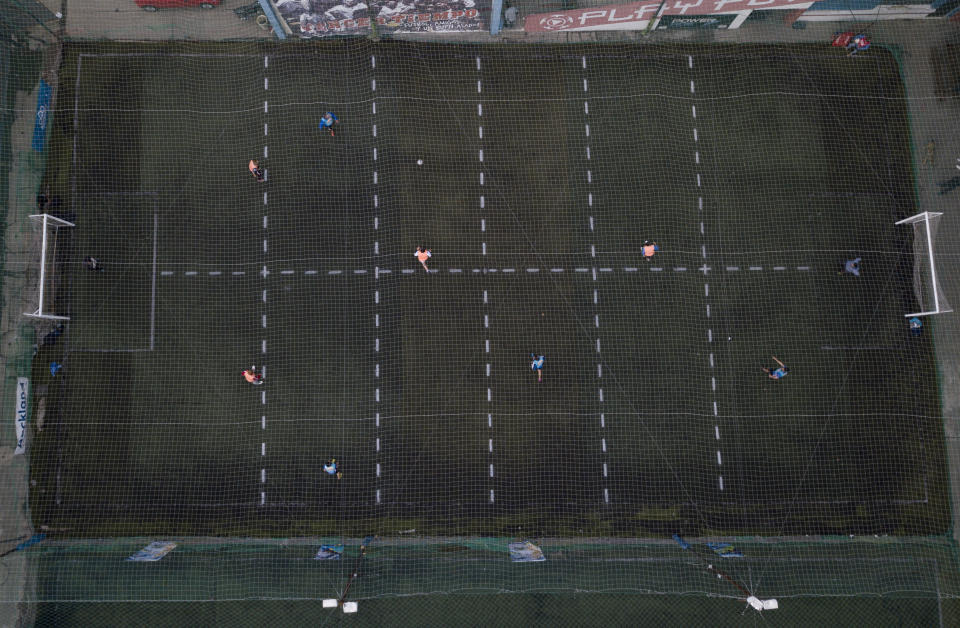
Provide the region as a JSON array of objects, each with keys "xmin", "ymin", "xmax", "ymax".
[{"xmin": 27, "ymin": 41, "xmax": 947, "ymax": 543}]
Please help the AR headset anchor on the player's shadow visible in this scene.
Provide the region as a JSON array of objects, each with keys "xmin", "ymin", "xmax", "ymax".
[{"xmin": 937, "ymin": 175, "xmax": 960, "ymax": 195}]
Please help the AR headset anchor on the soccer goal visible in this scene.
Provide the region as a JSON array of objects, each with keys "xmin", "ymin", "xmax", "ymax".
[
  {"xmin": 24, "ymin": 213, "xmax": 74, "ymax": 321},
  {"xmin": 896, "ymin": 211, "xmax": 951, "ymax": 318}
]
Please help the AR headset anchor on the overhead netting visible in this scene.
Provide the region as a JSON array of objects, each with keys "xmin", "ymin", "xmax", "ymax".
[{"xmin": 2, "ymin": 36, "xmax": 959, "ymax": 624}]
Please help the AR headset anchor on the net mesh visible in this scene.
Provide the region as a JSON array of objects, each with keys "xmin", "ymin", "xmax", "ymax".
[
  {"xmin": 24, "ymin": 215, "xmax": 70, "ymax": 319},
  {"xmin": 903, "ymin": 212, "xmax": 952, "ymax": 317},
  {"xmin": 1, "ymin": 5, "xmax": 960, "ymax": 625}
]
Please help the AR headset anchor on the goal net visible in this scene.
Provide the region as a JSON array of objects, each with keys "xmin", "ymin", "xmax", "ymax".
[
  {"xmin": 24, "ymin": 213, "xmax": 74, "ymax": 321},
  {"xmin": 896, "ymin": 212, "xmax": 952, "ymax": 318}
]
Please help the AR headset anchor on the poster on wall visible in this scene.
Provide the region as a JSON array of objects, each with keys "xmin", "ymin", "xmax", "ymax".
[
  {"xmin": 524, "ymin": 0, "xmax": 812, "ymax": 32},
  {"xmin": 657, "ymin": 13, "xmax": 737, "ymax": 28},
  {"xmin": 13, "ymin": 377, "xmax": 28, "ymax": 455},
  {"xmin": 272, "ymin": 0, "xmax": 489, "ymax": 37}
]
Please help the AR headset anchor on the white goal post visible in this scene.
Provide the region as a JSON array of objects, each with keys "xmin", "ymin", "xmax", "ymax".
[
  {"xmin": 24, "ymin": 213, "xmax": 74, "ymax": 321},
  {"xmin": 895, "ymin": 211, "xmax": 951, "ymax": 318}
]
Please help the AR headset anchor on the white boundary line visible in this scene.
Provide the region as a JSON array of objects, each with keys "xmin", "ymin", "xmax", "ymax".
[
  {"xmin": 934, "ymin": 557, "xmax": 944, "ymax": 628},
  {"xmin": 71, "ymin": 55, "xmax": 83, "ymax": 212},
  {"xmin": 150, "ymin": 212, "xmax": 157, "ymax": 350},
  {"xmin": 69, "ymin": 194, "xmax": 159, "ymax": 353}
]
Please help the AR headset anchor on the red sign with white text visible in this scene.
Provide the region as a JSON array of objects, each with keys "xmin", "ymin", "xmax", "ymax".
[{"xmin": 525, "ymin": 0, "xmax": 812, "ymax": 32}]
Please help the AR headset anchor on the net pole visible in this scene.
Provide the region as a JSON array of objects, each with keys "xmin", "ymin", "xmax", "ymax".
[
  {"xmin": 895, "ymin": 212, "xmax": 945, "ymax": 317},
  {"xmin": 925, "ymin": 214, "xmax": 939, "ymax": 313},
  {"xmin": 28, "ymin": 213, "xmax": 75, "ymax": 228},
  {"xmin": 24, "ymin": 214, "xmax": 74, "ymax": 319},
  {"xmin": 37, "ymin": 214, "xmax": 48, "ymax": 315}
]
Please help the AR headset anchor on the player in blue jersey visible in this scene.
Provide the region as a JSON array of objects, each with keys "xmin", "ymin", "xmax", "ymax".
[
  {"xmin": 762, "ymin": 356, "xmax": 789, "ymax": 380},
  {"xmin": 323, "ymin": 459, "xmax": 342, "ymax": 480},
  {"xmin": 319, "ymin": 112, "xmax": 339, "ymax": 137},
  {"xmin": 530, "ymin": 353, "xmax": 545, "ymax": 383},
  {"xmin": 839, "ymin": 257, "xmax": 861, "ymax": 276}
]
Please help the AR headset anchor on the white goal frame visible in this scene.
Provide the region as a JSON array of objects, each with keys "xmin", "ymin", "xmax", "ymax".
[
  {"xmin": 895, "ymin": 211, "xmax": 951, "ymax": 318},
  {"xmin": 24, "ymin": 213, "xmax": 74, "ymax": 321}
]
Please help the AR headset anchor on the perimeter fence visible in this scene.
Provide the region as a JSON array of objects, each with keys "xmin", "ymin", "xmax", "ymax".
[{"xmin": 2, "ymin": 4, "xmax": 960, "ymax": 627}]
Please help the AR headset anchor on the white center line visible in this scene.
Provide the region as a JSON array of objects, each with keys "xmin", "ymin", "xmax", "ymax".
[
  {"xmin": 690, "ymin": 56, "xmax": 723, "ymax": 493},
  {"xmin": 371, "ymin": 58, "xmax": 384, "ymax": 504},
  {"xmin": 160, "ymin": 263, "xmax": 817, "ymax": 285},
  {"xmin": 584, "ymin": 54, "xmax": 609, "ymax": 504},
  {"xmin": 478, "ymin": 54, "xmax": 495, "ymax": 504},
  {"xmin": 259, "ymin": 62, "xmax": 270, "ymax": 508}
]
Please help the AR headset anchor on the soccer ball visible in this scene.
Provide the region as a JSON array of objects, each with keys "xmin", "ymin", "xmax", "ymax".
[{"xmin": 417, "ymin": 160, "xmax": 423, "ymax": 166}]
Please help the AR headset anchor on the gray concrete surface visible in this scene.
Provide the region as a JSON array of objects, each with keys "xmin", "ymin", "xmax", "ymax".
[
  {"xmin": 0, "ymin": 70, "xmax": 47, "ymax": 628},
  {"xmin": 54, "ymin": 0, "xmax": 274, "ymax": 41}
]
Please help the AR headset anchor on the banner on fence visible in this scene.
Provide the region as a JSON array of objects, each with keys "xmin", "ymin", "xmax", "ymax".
[
  {"xmin": 524, "ymin": 0, "xmax": 812, "ymax": 32},
  {"xmin": 658, "ymin": 13, "xmax": 737, "ymax": 27},
  {"xmin": 32, "ymin": 80, "xmax": 51, "ymax": 152},
  {"xmin": 272, "ymin": 0, "xmax": 489, "ymax": 37},
  {"xmin": 509, "ymin": 541, "xmax": 546, "ymax": 562},
  {"xmin": 314, "ymin": 544, "xmax": 344, "ymax": 560},
  {"xmin": 127, "ymin": 541, "xmax": 177, "ymax": 562},
  {"xmin": 14, "ymin": 378, "xmax": 28, "ymax": 455}
]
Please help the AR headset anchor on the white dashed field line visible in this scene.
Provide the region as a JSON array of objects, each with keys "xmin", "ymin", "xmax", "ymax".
[
  {"xmin": 260, "ymin": 54, "xmax": 269, "ymax": 508},
  {"xmin": 690, "ymin": 56, "xmax": 724, "ymax": 494},
  {"xmin": 373, "ymin": 54, "xmax": 382, "ymax": 506},
  {"xmin": 583, "ymin": 56, "xmax": 610, "ymax": 505},
  {"xmin": 478, "ymin": 55, "xmax": 496, "ymax": 504},
  {"xmin": 160, "ymin": 265, "xmax": 815, "ymax": 278}
]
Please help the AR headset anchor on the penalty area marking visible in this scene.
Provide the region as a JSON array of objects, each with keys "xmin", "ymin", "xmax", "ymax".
[
  {"xmin": 73, "ymin": 206, "xmax": 158, "ymax": 353},
  {"xmin": 820, "ymin": 346, "xmax": 897, "ymax": 351}
]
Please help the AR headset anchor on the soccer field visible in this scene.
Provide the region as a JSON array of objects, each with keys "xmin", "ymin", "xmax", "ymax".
[{"xmin": 28, "ymin": 41, "xmax": 948, "ymax": 539}]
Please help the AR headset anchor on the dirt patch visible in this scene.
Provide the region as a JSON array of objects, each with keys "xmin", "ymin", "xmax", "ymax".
[{"xmin": 35, "ymin": 396, "xmax": 45, "ymax": 432}]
